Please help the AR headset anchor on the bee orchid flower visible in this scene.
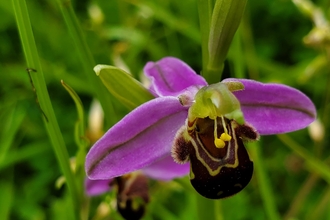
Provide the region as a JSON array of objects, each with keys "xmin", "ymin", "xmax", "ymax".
[{"xmin": 85, "ymin": 57, "xmax": 316, "ymax": 198}]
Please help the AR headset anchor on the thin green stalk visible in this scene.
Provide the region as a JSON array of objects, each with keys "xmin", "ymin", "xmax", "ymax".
[
  {"xmin": 0, "ymin": 105, "xmax": 25, "ymax": 164},
  {"xmin": 56, "ymin": 0, "xmax": 116, "ymax": 127},
  {"xmin": 240, "ymin": 7, "xmax": 259, "ymax": 80},
  {"xmin": 239, "ymin": 9, "xmax": 280, "ymax": 219},
  {"xmin": 277, "ymin": 134, "xmax": 330, "ymax": 183},
  {"xmin": 229, "ymin": 28, "xmax": 245, "ymax": 79},
  {"xmin": 306, "ymin": 185, "xmax": 330, "ymax": 219},
  {"xmin": 214, "ymin": 200, "xmax": 224, "ymax": 220},
  {"xmin": 196, "ymin": 195, "xmax": 219, "ymax": 220},
  {"xmin": 12, "ymin": 0, "xmax": 79, "ymax": 219},
  {"xmin": 249, "ymin": 142, "xmax": 281, "ymax": 220},
  {"xmin": 284, "ymin": 173, "xmax": 319, "ymax": 220},
  {"xmin": 61, "ymin": 80, "xmax": 88, "ymax": 203},
  {"xmin": 0, "ymin": 170, "xmax": 14, "ymax": 219},
  {"xmin": 198, "ymin": 0, "xmax": 214, "ymax": 81}
]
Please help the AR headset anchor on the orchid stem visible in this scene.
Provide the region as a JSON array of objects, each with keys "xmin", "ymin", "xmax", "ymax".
[
  {"xmin": 12, "ymin": 0, "xmax": 79, "ymax": 219},
  {"xmin": 196, "ymin": 195, "xmax": 221, "ymax": 220}
]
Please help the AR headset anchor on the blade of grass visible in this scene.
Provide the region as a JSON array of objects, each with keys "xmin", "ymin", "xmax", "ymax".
[
  {"xmin": 196, "ymin": 195, "xmax": 221, "ymax": 220},
  {"xmin": 0, "ymin": 141, "xmax": 50, "ymax": 171},
  {"xmin": 0, "ymin": 178, "xmax": 14, "ymax": 220},
  {"xmin": 61, "ymin": 80, "xmax": 91, "ymax": 220},
  {"xmin": 198, "ymin": 0, "xmax": 214, "ymax": 80},
  {"xmin": 56, "ymin": 0, "xmax": 116, "ymax": 127},
  {"xmin": 240, "ymin": 6, "xmax": 259, "ymax": 80},
  {"xmin": 228, "ymin": 28, "xmax": 245, "ymax": 79},
  {"xmin": 249, "ymin": 142, "xmax": 281, "ymax": 220},
  {"xmin": 307, "ymin": 186, "xmax": 330, "ymax": 220},
  {"xmin": 284, "ymin": 173, "xmax": 319, "ymax": 220},
  {"xmin": 0, "ymin": 105, "xmax": 25, "ymax": 164},
  {"xmin": 143, "ymin": 0, "xmax": 200, "ymax": 44},
  {"xmin": 12, "ymin": 0, "xmax": 79, "ymax": 219},
  {"xmin": 277, "ymin": 134, "xmax": 330, "ymax": 183}
]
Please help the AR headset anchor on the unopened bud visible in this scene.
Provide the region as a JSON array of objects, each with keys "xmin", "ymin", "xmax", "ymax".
[{"xmin": 308, "ymin": 119, "xmax": 324, "ymax": 142}]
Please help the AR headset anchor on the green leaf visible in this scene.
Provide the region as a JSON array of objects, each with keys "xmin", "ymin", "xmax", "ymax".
[
  {"xmin": 61, "ymin": 80, "xmax": 87, "ymax": 150},
  {"xmin": 94, "ymin": 65, "xmax": 154, "ymax": 110},
  {"xmin": 0, "ymin": 105, "xmax": 25, "ymax": 165},
  {"xmin": 0, "ymin": 181, "xmax": 13, "ymax": 220},
  {"xmin": 61, "ymin": 80, "xmax": 88, "ymax": 190}
]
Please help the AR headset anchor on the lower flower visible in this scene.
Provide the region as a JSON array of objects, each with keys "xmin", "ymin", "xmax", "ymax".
[{"xmin": 86, "ymin": 171, "xmax": 149, "ymax": 220}]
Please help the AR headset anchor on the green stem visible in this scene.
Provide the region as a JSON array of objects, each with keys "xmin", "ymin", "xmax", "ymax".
[
  {"xmin": 229, "ymin": 28, "xmax": 245, "ymax": 79},
  {"xmin": 56, "ymin": 0, "xmax": 116, "ymax": 127},
  {"xmin": 277, "ymin": 134, "xmax": 330, "ymax": 183},
  {"xmin": 284, "ymin": 173, "xmax": 319, "ymax": 220},
  {"xmin": 196, "ymin": 195, "xmax": 218, "ymax": 220},
  {"xmin": 61, "ymin": 80, "xmax": 89, "ymax": 220},
  {"xmin": 12, "ymin": 0, "xmax": 79, "ymax": 219},
  {"xmin": 306, "ymin": 185, "xmax": 330, "ymax": 219},
  {"xmin": 249, "ymin": 142, "xmax": 281, "ymax": 220},
  {"xmin": 240, "ymin": 8, "xmax": 259, "ymax": 80},
  {"xmin": 198, "ymin": 0, "xmax": 214, "ymax": 81}
]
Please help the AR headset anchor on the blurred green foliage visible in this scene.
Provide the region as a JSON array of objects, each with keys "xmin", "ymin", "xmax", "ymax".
[{"xmin": 1, "ymin": 0, "xmax": 330, "ymax": 219}]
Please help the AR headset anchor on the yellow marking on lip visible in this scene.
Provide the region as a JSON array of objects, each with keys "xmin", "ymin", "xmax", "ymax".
[
  {"xmin": 190, "ymin": 167, "xmax": 195, "ymax": 179},
  {"xmin": 190, "ymin": 120, "xmax": 239, "ymax": 176}
]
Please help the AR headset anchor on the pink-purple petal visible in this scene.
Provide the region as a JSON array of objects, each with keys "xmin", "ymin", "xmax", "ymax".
[
  {"xmin": 85, "ymin": 96, "xmax": 187, "ymax": 180},
  {"xmin": 223, "ymin": 78, "xmax": 316, "ymax": 135},
  {"xmin": 85, "ymin": 178, "xmax": 113, "ymax": 196},
  {"xmin": 144, "ymin": 57, "xmax": 207, "ymax": 97},
  {"xmin": 142, "ymin": 155, "xmax": 190, "ymax": 180}
]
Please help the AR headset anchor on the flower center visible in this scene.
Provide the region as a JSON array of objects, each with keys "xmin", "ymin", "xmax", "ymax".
[
  {"xmin": 214, "ymin": 116, "xmax": 232, "ymax": 148},
  {"xmin": 187, "ymin": 81, "xmax": 246, "ymax": 126}
]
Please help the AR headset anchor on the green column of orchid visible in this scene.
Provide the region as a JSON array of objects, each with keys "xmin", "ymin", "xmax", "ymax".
[{"xmin": 199, "ymin": 0, "xmax": 247, "ymax": 84}]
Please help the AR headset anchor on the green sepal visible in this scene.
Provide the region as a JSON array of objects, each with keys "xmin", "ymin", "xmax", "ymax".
[
  {"xmin": 94, "ymin": 65, "xmax": 154, "ymax": 110},
  {"xmin": 188, "ymin": 82, "xmax": 245, "ymax": 124}
]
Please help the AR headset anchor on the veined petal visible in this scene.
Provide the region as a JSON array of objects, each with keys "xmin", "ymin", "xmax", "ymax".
[
  {"xmin": 144, "ymin": 57, "xmax": 207, "ymax": 96},
  {"xmin": 142, "ymin": 155, "xmax": 190, "ymax": 180},
  {"xmin": 85, "ymin": 178, "xmax": 113, "ymax": 196},
  {"xmin": 223, "ymin": 78, "xmax": 316, "ymax": 135},
  {"xmin": 85, "ymin": 97, "xmax": 187, "ymax": 179}
]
